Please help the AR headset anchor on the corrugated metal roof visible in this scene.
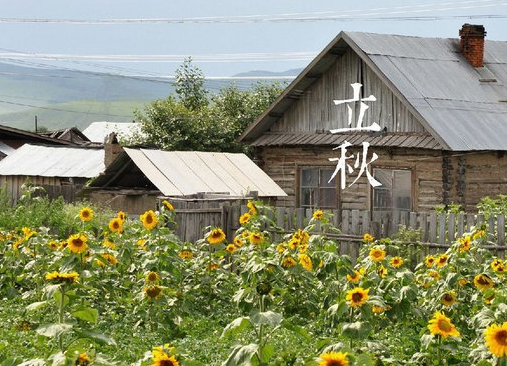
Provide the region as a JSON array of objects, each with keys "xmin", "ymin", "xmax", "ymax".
[
  {"xmin": 0, "ymin": 144, "xmax": 105, "ymax": 178},
  {"xmin": 0, "ymin": 141, "xmax": 15, "ymax": 156},
  {"xmin": 82, "ymin": 122, "xmax": 143, "ymax": 143},
  {"xmin": 240, "ymin": 31, "xmax": 507, "ymax": 151},
  {"xmin": 250, "ymin": 132, "xmax": 442, "ymax": 150},
  {"xmin": 122, "ymin": 148, "xmax": 287, "ymax": 197}
]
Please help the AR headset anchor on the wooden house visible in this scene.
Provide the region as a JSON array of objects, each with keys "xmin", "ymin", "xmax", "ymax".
[{"xmin": 239, "ymin": 24, "xmax": 507, "ymax": 213}]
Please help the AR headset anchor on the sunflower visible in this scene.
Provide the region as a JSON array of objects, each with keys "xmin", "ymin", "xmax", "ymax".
[
  {"xmin": 137, "ymin": 239, "xmax": 148, "ymax": 250},
  {"xmin": 239, "ymin": 212, "xmax": 251, "ymax": 225},
  {"xmin": 146, "ymin": 271, "xmax": 159, "ymax": 282},
  {"xmin": 473, "ymin": 230, "xmax": 486, "ymax": 240},
  {"xmin": 117, "ymin": 211, "xmax": 127, "ymax": 222},
  {"xmin": 363, "ymin": 233, "xmax": 374, "ymax": 242},
  {"xmin": 346, "ymin": 287, "xmax": 370, "ymax": 308},
  {"xmin": 45, "ymin": 271, "xmax": 79, "ymax": 283},
  {"xmin": 317, "ymin": 351, "xmax": 349, "ymax": 366},
  {"xmin": 67, "ymin": 233, "xmax": 88, "ymax": 254},
  {"xmin": 247, "ymin": 200, "xmax": 258, "ymax": 215},
  {"xmin": 436, "ymin": 254, "xmax": 449, "ymax": 268},
  {"xmin": 458, "ymin": 236, "xmax": 471, "ymax": 252},
  {"xmin": 369, "ymin": 247, "xmax": 386, "ymax": 262},
  {"xmin": 282, "ymin": 256, "xmax": 297, "ymax": 268},
  {"xmin": 425, "ymin": 255, "xmax": 436, "ymax": 267},
  {"xmin": 207, "ymin": 228, "xmax": 226, "ymax": 244},
  {"xmin": 428, "ymin": 270, "xmax": 441, "ymax": 280},
  {"xmin": 22, "ymin": 227, "xmax": 36, "ymax": 240},
  {"xmin": 485, "ymin": 322, "xmax": 507, "ymax": 357},
  {"xmin": 491, "ymin": 258, "xmax": 505, "ymax": 272},
  {"xmin": 390, "ymin": 256, "xmax": 404, "ymax": 268},
  {"xmin": 79, "ymin": 207, "xmax": 94, "ymax": 222},
  {"xmin": 208, "ymin": 263, "xmax": 219, "ymax": 271},
  {"xmin": 441, "ymin": 291, "xmax": 457, "ymax": 306},
  {"xmin": 76, "ymin": 353, "xmax": 91, "ymax": 366},
  {"xmin": 162, "ymin": 200, "xmax": 174, "ymax": 211},
  {"xmin": 101, "ymin": 253, "xmax": 117, "ymax": 265},
  {"xmin": 299, "ymin": 253, "xmax": 313, "ymax": 271},
  {"xmin": 226, "ymin": 243, "xmax": 237, "ymax": 254},
  {"xmin": 48, "ymin": 240, "xmax": 59, "ymax": 251},
  {"xmin": 293, "ymin": 229, "xmax": 310, "ymax": 245},
  {"xmin": 458, "ymin": 278, "xmax": 469, "ymax": 286},
  {"xmin": 312, "ymin": 210, "xmax": 324, "ymax": 220},
  {"xmin": 178, "ymin": 250, "xmax": 193, "ymax": 259},
  {"xmin": 108, "ymin": 218, "xmax": 123, "ymax": 233},
  {"xmin": 249, "ymin": 232, "xmax": 264, "ymax": 245},
  {"xmin": 427, "ymin": 311, "xmax": 460, "ymax": 338},
  {"xmin": 474, "ymin": 273, "xmax": 494, "ymax": 291},
  {"xmin": 140, "ymin": 210, "xmax": 158, "ymax": 230},
  {"xmin": 103, "ymin": 239, "xmax": 116, "ymax": 249},
  {"xmin": 377, "ymin": 264, "xmax": 388, "ymax": 278},
  {"xmin": 288, "ymin": 238, "xmax": 299, "ymax": 250},
  {"xmin": 346, "ymin": 270, "xmax": 361, "ymax": 283},
  {"xmin": 152, "ymin": 353, "xmax": 180, "ymax": 366},
  {"xmin": 276, "ymin": 243, "xmax": 287, "ymax": 254},
  {"xmin": 144, "ymin": 285, "xmax": 163, "ymax": 300},
  {"xmin": 234, "ymin": 237, "xmax": 244, "ymax": 247},
  {"xmin": 372, "ymin": 305, "xmax": 386, "ymax": 314}
]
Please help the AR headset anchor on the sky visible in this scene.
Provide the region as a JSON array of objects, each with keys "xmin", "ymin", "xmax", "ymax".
[{"xmin": 0, "ymin": 0, "xmax": 506, "ymax": 77}]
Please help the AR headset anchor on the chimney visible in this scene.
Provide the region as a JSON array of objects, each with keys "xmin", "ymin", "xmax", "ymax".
[
  {"xmin": 104, "ymin": 132, "xmax": 123, "ymax": 167},
  {"xmin": 459, "ymin": 23, "xmax": 486, "ymax": 67}
]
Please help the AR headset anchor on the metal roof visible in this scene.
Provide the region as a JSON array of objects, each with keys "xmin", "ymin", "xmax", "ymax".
[
  {"xmin": 106, "ymin": 148, "xmax": 287, "ymax": 197},
  {"xmin": 0, "ymin": 141, "xmax": 15, "ymax": 156},
  {"xmin": 0, "ymin": 144, "xmax": 105, "ymax": 178},
  {"xmin": 240, "ymin": 31, "xmax": 507, "ymax": 151},
  {"xmin": 82, "ymin": 122, "xmax": 143, "ymax": 143},
  {"xmin": 251, "ymin": 132, "xmax": 442, "ymax": 150}
]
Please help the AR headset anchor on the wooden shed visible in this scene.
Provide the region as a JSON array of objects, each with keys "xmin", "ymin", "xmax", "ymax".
[
  {"xmin": 0, "ymin": 144, "xmax": 105, "ymax": 203},
  {"xmin": 84, "ymin": 148, "xmax": 287, "ymax": 215},
  {"xmin": 239, "ymin": 25, "xmax": 507, "ymax": 213}
]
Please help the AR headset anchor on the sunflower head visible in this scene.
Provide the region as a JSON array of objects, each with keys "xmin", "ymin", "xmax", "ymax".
[
  {"xmin": 436, "ymin": 254, "xmax": 449, "ymax": 268},
  {"xmin": 79, "ymin": 207, "xmax": 94, "ymax": 222},
  {"xmin": 441, "ymin": 291, "xmax": 457, "ymax": 306},
  {"xmin": 162, "ymin": 200, "xmax": 174, "ymax": 211},
  {"xmin": 363, "ymin": 233, "xmax": 374, "ymax": 242},
  {"xmin": 146, "ymin": 271, "xmax": 159, "ymax": 283},
  {"xmin": 346, "ymin": 287, "xmax": 370, "ymax": 308},
  {"xmin": 458, "ymin": 236, "xmax": 471, "ymax": 252},
  {"xmin": 239, "ymin": 212, "xmax": 251, "ymax": 225},
  {"xmin": 76, "ymin": 353, "xmax": 91, "ymax": 366},
  {"xmin": 247, "ymin": 200, "xmax": 258, "ymax": 215},
  {"xmin": 249, "ymin": 232, "xmax": 264, "ymax": 245},
  {"xmin": 390, "ymin": 256, "xmax": 404, "ymax": 268},
  {"xmin": 234, "ymin": 237, "xmax": 244, "ymax": 247},
  {"xmin": 369, "ymin": 247, "xmax": 386, "ymax": 262},
  {"xmin": 140, "ymin": 210, "xmax": 159, "ymax": 230},
  {"xmin": 317, "ymin": 351, "xmax": 349, "ymax": 366},
  {"xmin": 108, "ymin": 218, "xmax": 123, "ymax": 233},
  {"xmin": 144, "ymin": 285, "xmax": 163, "ymax": 300},
  {"xmin": 117, "ymin": 211, "xmax": 127, "ymax": 222},
  {"xmin": 282, "ymin": 256, "xmax": 297, "ymax": 268},
  {"xmin": 427, "ymin": 311, "xmax": 460, "ymax": 338},
  {"xmin": 425, "ymin": 255, "xmax": 436, "ymax": 267},
  {"xmin": 491, "ymin": 258, "xmax": 505, "ymax": 272},
  {"xmin": 226, "ymin": 243, "xmax": 237, "ymax": 254},
  {"xmin": 485, "ymin": 322, "xmax": 507, "ymax": 357},
  {"xmin": 46, "ymin": 271, "xmax": 79, "ymax": 284},
  {"xmin": 312, "ymin": 210, "xmax": 324, "ymax": 220},
  {"xmin": 206, "ymin": 228, "xmax": 226, "ymax": 244},
  {"xmin": 474, "ymin": 273, "xmax": 494, "ymax": 291},
  {"xmin": 67, "ymin": 233, "xmax": 88, "ymax": 254},
  {"xmin": 346, "ymin": 270, "xmax": 361, "ymax": 283},
  {"xmin": 298, "ymin": 253, "xmax": 313, "ymax": 271},
  {"xmin": 178, "ymin": 250, "xmax": 193, "ymax": 259}
]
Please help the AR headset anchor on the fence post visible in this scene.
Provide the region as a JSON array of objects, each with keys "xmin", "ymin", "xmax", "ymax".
[
  {"xmin": 448, "ymin": 213, "xmax": 456, "ymax": 244},
  {"xmin": 429, "ymin": 212, "xmax": 437, "ymax": 244},
  {"xmin": 498, "ymin": 215, "xmax": 505, "ymax": 258}
]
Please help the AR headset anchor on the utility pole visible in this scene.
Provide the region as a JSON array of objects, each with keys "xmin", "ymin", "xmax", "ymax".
[{"xmin": 35, "ymin": 115, "xmax": 38, "ymax": 133}]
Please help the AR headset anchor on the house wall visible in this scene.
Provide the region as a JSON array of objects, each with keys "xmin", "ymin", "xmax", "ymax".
[
  {"xmin": 270, "ymin": 48, "xmax": 424, "ymax": 134},
  {"xmin": 86, "ymin": 190, "xmax": 160, "ymax": 215},
  {"xmin": 259, "ymin": 145, "xmax": 445, "ymax": 211}
]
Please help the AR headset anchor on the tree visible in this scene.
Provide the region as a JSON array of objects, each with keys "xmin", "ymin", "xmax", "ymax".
[{"xmin": 132, "ymin": 60, "xmax": 284, "ymax": 154}]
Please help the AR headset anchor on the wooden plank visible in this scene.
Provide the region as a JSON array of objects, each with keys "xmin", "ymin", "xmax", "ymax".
[
  {"xmin": 457, "ymin": 212, "xmax": 465, "ymax": 238},
  {"xmin": 429, "ymin": 212, "xmax": 437, "ymax": 243},
  {"xmin": 448, "ymin": 213, "xmax": 456, "ymax": 243},
  {"xmin": 489, "ymin": 215, "xmax": 495, "ymax": 239},
  {"xmin": 498, "ymin": 215, "xmax": 505, "ymax": 258},
  {"xmin": 438, "ymin": 213, "xmax": 446, "ymax": 245},
  {"xmin": 467, "ymin": 213, "xmax": 475, "ymax": 231},
  {"xmin": 296, "ymin": 208, "xmax": 305, "ymax": 229},
  {"xmin": 409, "ymin": 212, "xmax": 417, "ymax": 230},
  {"xmin": 420, "ymin": 213, "xmax": 428, "ymax": 242},
  {"xmin": 362, "ymin": 211, "xmax": 371, "ymax": 235}
]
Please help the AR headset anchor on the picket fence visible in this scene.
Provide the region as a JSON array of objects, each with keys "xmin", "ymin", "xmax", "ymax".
[{"xmin": 171, "ymin": 201, "xmax": 507, "ymax": 257}]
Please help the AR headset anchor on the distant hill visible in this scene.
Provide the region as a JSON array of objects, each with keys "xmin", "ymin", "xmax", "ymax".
[{"xmin": 0, "ymin": 62, "xmax": 295, "ymax": 132}]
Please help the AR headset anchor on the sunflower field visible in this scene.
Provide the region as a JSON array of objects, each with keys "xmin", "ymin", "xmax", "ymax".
[{"xmin": 1, "ymin": 191, "xmax": 507, "ymax": 366}]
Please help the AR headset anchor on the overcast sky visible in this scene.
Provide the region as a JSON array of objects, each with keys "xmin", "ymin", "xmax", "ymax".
[{"xmin": 1, "ymin": 0, "xmax": 506, "ymax": 76}]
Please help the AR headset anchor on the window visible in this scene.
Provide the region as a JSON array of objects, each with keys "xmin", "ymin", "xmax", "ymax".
[
  {"xmin": 372, "ymin": 168, "xmax": 411, "ymax": 211},
  {"xmin": 300, "ymin": 167, "xmax": 337, "ymax": 209}
]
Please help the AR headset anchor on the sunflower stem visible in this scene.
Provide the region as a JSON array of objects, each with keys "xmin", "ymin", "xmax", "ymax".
[
  {"xmin": 58, "ymin": 286, "xmax": 65, "ymax": 351},
  {"xmin": 257, "ymin": 295, "xmax": 265, "ymax": 363},
  {"xmin": 437, "ymin": 335, "xmax": 442, "ymax": 364},
  {"xmin": 499, "ymin": 356, "xmax": 507, "ymax": 366}
]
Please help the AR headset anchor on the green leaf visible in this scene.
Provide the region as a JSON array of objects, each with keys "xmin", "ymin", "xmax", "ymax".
[
  {"xmin": 341, "ymin": 321, "xmax": 372, "ymax": 339},
  {"xmin": 26, "ymin": 301, "xmax": 48, "ymax": 312},
  {"xmin": 249, "ymin": 310, "xmax": 282, "ymax": 327},
  {"xmin": 49, "ymin": 351, "xmax": 66, "ymax": 366},
  {"xmin": 222, "ymin": 344, "xmax": 258, "ymax": 366},
  {"xmin": 327, "ymin": 300, "xmax": 347, "ymax": 319},
  {"xmin": 72, "ymin": 307, "xmax": 98, "ymax": 324},
  {"xmin": 221, "ymin": 317, "xmax": 252, "ymax": 338},
  {"xmin": 36, "ymin": 323, "xmax": 73, "ymax": 338},
  {"xmin": 355, "ymin": 353, "xmax": 375, "ymax": 366},
  {"xmin": 74, "ymin": 329, "xmax": 117, "ymax": 346},
  {"xmin": 259, "ymin": 344, "xmax": 275, "ymax": 363},
  {"xmin": 420, "ymin": 334, "xmax": 434, "ymax": 349}
]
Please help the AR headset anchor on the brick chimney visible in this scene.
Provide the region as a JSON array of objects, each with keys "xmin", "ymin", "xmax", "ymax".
[
  {"xmin": 104, "ymin": 132, "xmax": 123, "ymax": 167},
  {"xmin": 459, "ymin": 23, "xmax": 486, "ymax": 67}
]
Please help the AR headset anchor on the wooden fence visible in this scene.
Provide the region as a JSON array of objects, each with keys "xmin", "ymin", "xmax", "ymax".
[{"xmin": 173, "ymin": 202, "xmax": 507, "ymax": 256}]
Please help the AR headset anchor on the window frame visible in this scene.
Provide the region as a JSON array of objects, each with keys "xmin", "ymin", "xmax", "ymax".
[
  {"xmin": 371, "ymin": 167, "xmax": 414, "ymax": 212},
  {"xmin": 297, "ymin": 165, "xmax": 339, "ymax": 209}
]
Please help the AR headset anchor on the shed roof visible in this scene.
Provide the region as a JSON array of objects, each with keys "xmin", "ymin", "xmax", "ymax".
[
  {"xmin": 0, "ymin": 144, "xmax": 105, "ymax": 178},
  {"xmin": 82, "ymin": 122, "xmax": 143, "ymax": 143},
  {"xmin": 91, "ymin": 148, "xmax": 287, "ymax": 197},
  {"xmin": 240, "ymin": 31, "xmax": 507, "ymax": 151}
]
